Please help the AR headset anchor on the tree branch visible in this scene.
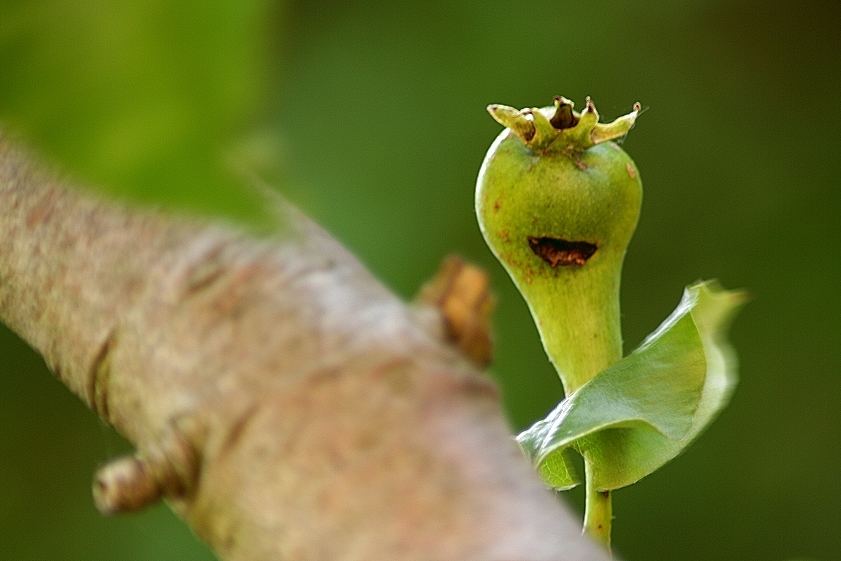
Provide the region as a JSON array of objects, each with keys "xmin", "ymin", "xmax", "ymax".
[{"xmin": 0, "ymin": 132, "xmax": 609, "ymax": 561}]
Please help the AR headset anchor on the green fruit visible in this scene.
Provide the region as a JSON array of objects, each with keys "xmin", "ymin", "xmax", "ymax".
[
  {"xmin": 477, "ymin": 97, "xmax": 745, "ymax": 550},
  {"xmin": 476, "ymin": 96, "xmax": 642, "ymax": 393}
]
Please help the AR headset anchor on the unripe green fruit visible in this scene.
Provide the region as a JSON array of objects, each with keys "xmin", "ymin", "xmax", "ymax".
[{"xmin": 476, "ymin": 96, "xmax": 642, "ymax": 393}]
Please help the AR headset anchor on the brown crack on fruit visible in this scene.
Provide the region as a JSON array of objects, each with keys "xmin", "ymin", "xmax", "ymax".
[{"xmin": 527, "ymin": 236, "xmax": 597, "ymax": 267}]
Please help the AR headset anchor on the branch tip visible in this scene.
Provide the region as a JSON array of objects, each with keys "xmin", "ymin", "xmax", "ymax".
[
  {"xmin": 92, "ymin": 416, "xmax": 203, "ymax": 515},
  {"xmin": 93, "ymin": 455, "xmax": 162, "ymax": 515},
  {"xmin": 416, "ymin": 255, "xmax": 494, "ymax": 367}
]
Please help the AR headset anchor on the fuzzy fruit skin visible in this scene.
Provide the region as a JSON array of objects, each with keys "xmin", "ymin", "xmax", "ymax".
[{"xmin": 476, "ymin": 114, "xmax": 642, "ymax": 394}]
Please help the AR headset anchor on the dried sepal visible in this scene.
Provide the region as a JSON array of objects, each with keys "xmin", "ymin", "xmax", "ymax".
[
  {"xmin": 550, "ymin": 96, "xmax": 577, "ymax": 129},
  {"xmin": 524, "ymin": 107, "xmax": 557, "ymax": 147},
  {"xmin": 591, "ymin": 102, "xmax": 641, "ymax": 144},
  {"xmin": 487, "ymin": 95, "xmax": 642, "ymax": 152},
  {"xmin": 486, "ymin": 104, "xmax": 535, "ymax": 142}
]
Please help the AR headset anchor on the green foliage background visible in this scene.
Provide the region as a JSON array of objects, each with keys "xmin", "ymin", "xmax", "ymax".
[{"xmin": 1, "ymin": 1, "xmax": 839, "ymax": 560}]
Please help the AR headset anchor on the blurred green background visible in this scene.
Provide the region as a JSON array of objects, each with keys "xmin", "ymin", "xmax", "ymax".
[{"xmin": 1, "ymin": 1, "xmax": 839, "ymax": 560}]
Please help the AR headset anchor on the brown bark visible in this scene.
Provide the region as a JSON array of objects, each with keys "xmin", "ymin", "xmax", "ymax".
[{"xmin": 0, "ymin": 132, "xmax": 609, "ymax": 561}]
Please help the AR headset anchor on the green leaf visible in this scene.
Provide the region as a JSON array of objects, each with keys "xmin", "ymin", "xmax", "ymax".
[
  {"xmin": 519, "ymin": 417, "xmax": 583, "ymax": 490},
  {"xmin": 517, "ymin": 281, "xmax": 745, "ymax": 491},
  {"xmin": 0, "ymin": 0, "xmax": 276, "ymax": 226}
]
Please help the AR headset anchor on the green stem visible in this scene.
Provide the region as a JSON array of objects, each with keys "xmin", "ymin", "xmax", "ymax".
[
  {"xmin": 523, "ymin": 259, "xmax": 623, "ymax": 395},
  {"xmin": 584, "ymin": 459, "xmax": 612, "ymax": 551},
  {"xmin": 519, "ymin": 258, "xmax": 622, "ymax": 549}
]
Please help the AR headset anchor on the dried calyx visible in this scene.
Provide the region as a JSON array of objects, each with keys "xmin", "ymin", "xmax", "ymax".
[{"xmin": 487, "ymin": 96, "xmax": 641, "ymax": 151}]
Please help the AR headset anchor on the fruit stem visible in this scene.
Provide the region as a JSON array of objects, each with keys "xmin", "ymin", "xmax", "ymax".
[
  {"xmin": 525, "ymin": 260, "xmax": 624, "ymax": 395},
  {"xmin": 584, "ymin": 459, "xmax": 613, "ymax": 552}
]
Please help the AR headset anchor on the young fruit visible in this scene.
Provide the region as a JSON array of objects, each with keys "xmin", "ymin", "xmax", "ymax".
[
  {"xmin": 476, "ymin": 96, "xmax": 642, "ymax": 393},
  {"xmin": 476, "ymin": 96, "xmax": 745, "ymax": 550}
]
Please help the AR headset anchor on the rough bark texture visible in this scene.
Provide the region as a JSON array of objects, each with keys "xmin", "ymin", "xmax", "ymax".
[{"xmin": 0, "ymin": 132, "xmax": 609, "ymax": 561}]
